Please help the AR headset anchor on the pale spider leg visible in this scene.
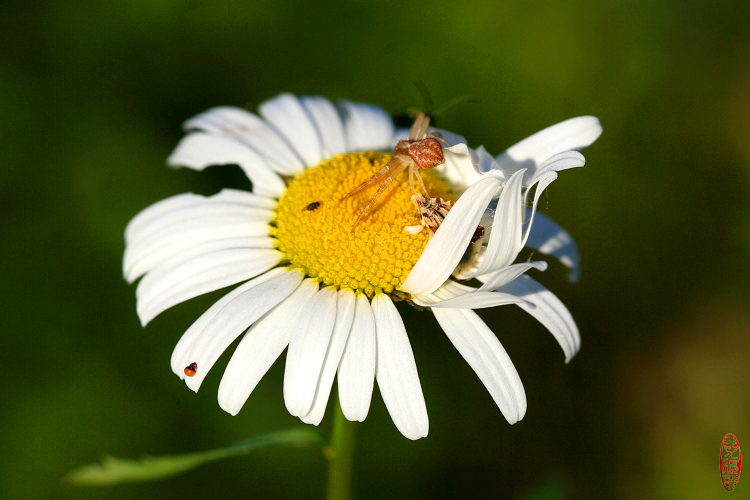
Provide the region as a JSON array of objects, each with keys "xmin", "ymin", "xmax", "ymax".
[
  {"xmin": 409, "ymin": 165, "xmax": 415, "ymax": 195},
  {"xmin": 341, "ymin": 156, "xmax": 402, "ymax": 201},
  {"xmin": 414, "ymin": 113, "xmax": 431, "ymax": 140},
  {"xmin": 409, "ymin": 113, "xmax": 426, "ymax": 141},
  {"xmin": 351, "ymin": 162, "xmax": 409, "ymax": 228},
  {"xmin": 413, "ymin": 168, "xmax": 431, "ymax": 197}
]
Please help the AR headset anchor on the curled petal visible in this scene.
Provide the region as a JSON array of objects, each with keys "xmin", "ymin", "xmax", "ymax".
[
  {"xmin": 524, "ymin": 211, "xmax": 580, "ymax": 283},
  {"xmin": 478, "ymin": 261, "xmax": 548, "ymax": 291},
  {"xmin": 528, "ymin": 150, "xmax": 585, "ymax": 187},
  {"xmin": 495, "ymin": 116, "xmax": 602, "ymax": 179},
  {"xmin": 401, "ymin": 175, "xmax": 502, "ymax": 296},
  {"xmin": 466, "ymin": 169, "xmax": 526, "ymax": 278},
  {"xmin": 493, "ymin": 274, "xmax": 581, "ymax": 362}
]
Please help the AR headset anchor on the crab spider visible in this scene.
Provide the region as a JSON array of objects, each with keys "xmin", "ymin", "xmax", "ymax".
[{"xmin": 342, "ymin": 112, "xmax": 448, "ymax": 228}]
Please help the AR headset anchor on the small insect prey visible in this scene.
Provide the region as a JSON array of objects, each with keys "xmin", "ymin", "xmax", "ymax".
[
  {"xmin": 470, "ymin": 225, "xmax": 485, "ymax": 244},
  {"xmin": 342, "ymin": 112, "xmax": 448, "ymax": 227},
  {"xmin": 184, "ymin": 362, "xmax": 198, "ymax": 377},
  {"xmin": 303, "ymin": 201, "xmax": 321, "ymax": 211},
  {"xmin": 404, "ymin": 193, "xmax": 454, "ymax": 235}
]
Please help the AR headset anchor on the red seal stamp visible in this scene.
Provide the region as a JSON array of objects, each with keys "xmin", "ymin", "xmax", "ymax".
[{"xmin": 720, "ymin": 433, "xmax": 742, "ymax": 491}]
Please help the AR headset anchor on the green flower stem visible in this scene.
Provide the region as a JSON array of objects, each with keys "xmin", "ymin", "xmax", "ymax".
[{"xmin": 326, "ymin": 397, "xmax": 357, "ymax": 500}]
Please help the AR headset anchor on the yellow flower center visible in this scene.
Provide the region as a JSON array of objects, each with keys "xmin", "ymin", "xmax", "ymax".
[{"xmin": 274, "ymin": 152, "xmax": 454, "ymax": 299}]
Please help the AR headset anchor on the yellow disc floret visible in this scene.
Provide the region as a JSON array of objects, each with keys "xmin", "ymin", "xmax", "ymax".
[{"xmin": 274, "ymin": 152, "xmax": 454, "ymax": 299}]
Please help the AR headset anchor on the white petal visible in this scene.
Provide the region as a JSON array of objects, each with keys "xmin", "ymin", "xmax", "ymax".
[
  {"xmin": 494, "ymin": 274, "xmax": 580, "ymax": 362},
  {"xmin": 124, "ymin": 192, "xmax": 275, "ymax": 283},
  {"xmin": 300, "ymin": 289, "xmax": 356, "ymax": 425},
  {"xmin": 429, "ymin": 279, "xmax": 476, "ymax": 300},
  {"xmin": 125, "ymin": 189, "xmax": 274, "ymax": 244},
  {"xmin": 495, "ymin": 116, "xmax": 602, "ymax": 178},
  {"xmin": 283, "ymin": 287, "xmax": 338, "ymax": 417},
  {"xmin": 519, "ymin": 151, "xmax": 584, "ymax": 255},
  {"xmin": 337, "ymin": 293, "xmax": 376, "ymax": 422},
  {"xmin": 167, "ymin": 133, "xmax": 286, "ymax": 197},
  {"xmin": 136, "ymin": 247, "xmax": 281, "ymax": 325},
  {"xmin": 401, "ymin": 175, "xmax": 502, "ymax": 296},
  {"xmin": 434, "ymin": 147, "xmax": 484, "ymax": 195},
  {"xmin": 524, "ymin": 211, "xmax": 579, "ymax": 283},
  {"xmin": 216, "ymin": 279, "xmax": 319, "ymax": 414},
  {"xmin": 528, "ymin": 150, "xmax": 585, "ymax": 187},
  {"xmin": 337, "ymin": 100, "xmax": 394, "ymax": 151},
  {"xmin": 127, "ymin": 202, "xmax": 272, "ymax": 248},
  {"xmin": 217, "ymin": 278, "xmax": 319, "ymax": 415},
  {"xmin": 259, "ymin": 93, "xmax": 323, "ymax": 168},
  {"xmin": 443, "ymin": 143, "xmax": 469, "ymax": 155},
  {"xmin": 125, "ymin": 190, "xmax": 273, "ymax": 242},
  {"xmin": 414, "ymin": 279, "xmax": 475, "ymax": 305},
  {"xmin": 170, "ymin": 269, "xmax": 289, "ymax": 377},
  {"xmin": 183, "ymin": 106, "xmax": 304, "ymax": 175},
  {"xmin": 126, "ymin": 235, "xmax": 275, "ymax": 285},
  {"xmin": 468, "ymin": 169, "xmax": 526, "ymax": 278},
  {"xmin": 413, "ymin": 279, "xmax": 525, "ymax": 309},
  {"xmin": 424, "ymin": 291, "xmax": 525, "ymax": 310},
  {"xmin": 125, "ymin": 218, "xmax": 272, "ymax": 284},
  {"xmin": 181, "ymin": 268, "xmax": 304, "ymax": 392},
  {"xmin": 520, "ymin": 171, "xmax": 558, "ymax": 250},
  {"xmin": 478, "ymin": 261, "xmax": 548, "ymax": 291},
  {"xmin": 471, "ymin": 145, "xmax": 503, "ymax": 176},
  {"xmin": 206, "ymin": 188, "xmax": 278, "ymax": 207},
  {"xmin": 432, "ymin": 308, "xmax": 526, "ymax": 424},
  {"xmin": 373, "ymin": 294, "xmax": 428, "ymax": 440},
  {"xmin": 300, "ymin": 96, "xmax": 348, "ymax": 158},
  {"xmin": 125, "ymin": 193, "xmax": 200, "ymax": 242}
]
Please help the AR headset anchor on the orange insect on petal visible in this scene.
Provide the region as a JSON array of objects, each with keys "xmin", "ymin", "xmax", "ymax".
[
  {"xmin": 408, "ymin": 138, "xmax": 445, "ymax": 169},
  {"xmin": 184, "ymin": 362, "xmax": 198, "ymax": 377}
]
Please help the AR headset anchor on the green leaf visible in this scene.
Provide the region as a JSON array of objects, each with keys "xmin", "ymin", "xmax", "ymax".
[{"xmin": 66, "ymin": 428, "xmax": 323, "ymax": 486}]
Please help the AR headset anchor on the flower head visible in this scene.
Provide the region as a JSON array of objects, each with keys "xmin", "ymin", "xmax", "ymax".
[{"xmin": 124, "ymin": 93, "xmax": 601, "ymax": 439}]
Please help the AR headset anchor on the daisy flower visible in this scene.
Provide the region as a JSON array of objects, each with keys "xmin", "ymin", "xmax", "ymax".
[{"xmin": 123, "ymin": 93, "xmax": 601, "ymax": 440}]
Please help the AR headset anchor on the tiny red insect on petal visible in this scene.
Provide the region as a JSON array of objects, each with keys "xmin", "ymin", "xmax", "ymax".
[
  {"xmin": 408, "ymin": 138, "xmax": 445, "ymax": 169},
  {"xmin": 184, "ymin": 362, "xmax": 198, "ymax": 377}
]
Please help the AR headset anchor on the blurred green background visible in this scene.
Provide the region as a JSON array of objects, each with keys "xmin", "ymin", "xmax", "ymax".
[{"xmin": 2, "ymin": 0, "xmax": 749, "ymax": 498}]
